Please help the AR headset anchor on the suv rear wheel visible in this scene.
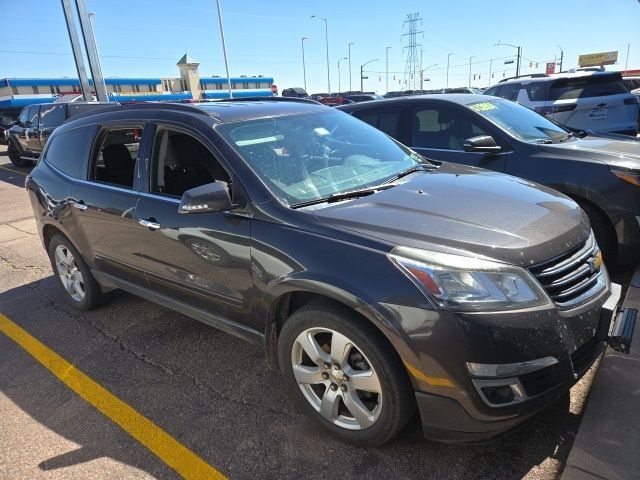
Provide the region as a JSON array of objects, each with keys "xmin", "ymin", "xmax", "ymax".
[
  {"xmin": 7, "ymin": 142, "xmax": 31, "ymax": 167},
  {"xmin": 278, "ymin": 300, "xmax": 415, "ymax": 446},
  {"xmin": 47, "ymin": 234, "xmax": 112, "ymax": 310}
]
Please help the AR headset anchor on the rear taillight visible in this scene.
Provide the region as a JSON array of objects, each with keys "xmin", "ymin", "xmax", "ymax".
[
  {"xmin": 624, "ymin": 96, "xmax": 640, "ymax": 105},
  {"xmin": 534, "ymin": 105, "xmax": 576, "ymax": 116}
]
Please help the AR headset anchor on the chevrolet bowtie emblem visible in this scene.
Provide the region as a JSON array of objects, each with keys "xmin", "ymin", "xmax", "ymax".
[{"xmin": 588, "ymin": 250, "xmax": 603, "ymax": 273}]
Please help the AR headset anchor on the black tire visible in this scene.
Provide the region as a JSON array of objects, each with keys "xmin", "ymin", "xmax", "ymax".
[
  {"xmin": 7, "ymin": 142, "xmax": 31, "ymax": 167},
  {"xmin": 47, "ymin": 234, "xmax": 113, "ymax": 310},
  {"xmin": 278, "ymin": 300, "xmax": 415, "ymax": 446},
  {"xmin": 576, "ymin": 200, "xmax": 617, "ymax": 264}
]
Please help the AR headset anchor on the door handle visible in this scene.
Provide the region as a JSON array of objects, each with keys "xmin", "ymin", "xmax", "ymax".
[
  {"xmin": 70, "ymin": 200, "xmax": 87, "ymax": 210},
  {"xmin": 139, "ymin": 218, "xmax": 161, "ymax": 230}
]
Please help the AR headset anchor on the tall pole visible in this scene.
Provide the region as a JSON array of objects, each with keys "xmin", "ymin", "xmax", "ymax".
[
  {"xmin": 215, "ymin": 0, "xmax": 233, "ymax": 98},
  {"xmin": 557, "ymin": 45, "xmax": 564, "ymax": 72},
  {"xmin": 489, "ymin": 58, "xmax": 493, "ymax": 83},
  {"xmin": 60, "ymin": 0, "xmax": 92, "ymax": 101},
  {"xmin": 360, "ymin": 58, "xmax": 378, "ymax": 92},
  {"xmin": 76, "ymin": 0, "xmax": 108, "ymax": 101},
  {"xmin": 86, "ymin": 12, "xmax": 108, "ymax": 100},
  {"xmin": 446, "ymin": 53, "xmax": 452, "ymax": 88},
  {"xmin": 625, "ymin": 43, "xmax": 630, "ymax": 72},
  {"xmin": 301, "ymin": 37, "xmax": 308, "ymax": 92},
  {"xmin": 349, "ymin": 42, "xmax": 354, "ymax": 91},
  {"xmin": 468, "ymin": 56, "xmax": 474, "ymax": 88},
  {"xmin": 386, "ymin": 46, "xmax": 391, "ymax": 93},
  {"xmin": 311, "ymin": 15, "xmax": 330, "ymax": 93},
  {"xmin": 421, "ymin": 63, "xmax": 436, "ymax": 90},
  {"xmin": 337, "ymin": 57, "xmax": 346, "ymax": 93},
  {"xmin": 516, "ymin": 46, "xmax": 521, "ymax": 77}
]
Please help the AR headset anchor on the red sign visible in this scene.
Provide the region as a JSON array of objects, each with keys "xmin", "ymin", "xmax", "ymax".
[
  {"xmin": 271, "ymin": 84, "xmax": 278, "ymax": 95},
  {"xmin": 545, "ymin": 62, "xmax": 556, "ymax": 75}
]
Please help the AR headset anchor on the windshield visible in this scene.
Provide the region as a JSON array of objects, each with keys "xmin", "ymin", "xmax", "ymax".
[
  {"xmin": 467, "ymin": 99, "xmax": 569, "ymax": 143},
  {"xmin": 216, "ymin": 110, "xmax": 427, "ymax": 206}
]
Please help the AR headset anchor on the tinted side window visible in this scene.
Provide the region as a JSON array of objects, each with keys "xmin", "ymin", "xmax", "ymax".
[
  {"xmin": 353, "ymin": 108, "xmax": 401, "ymax": 138},
  {"xmin": 18, "ymin": 107, "xmax": 30, "ymax": 124},
  {"xmin": 90, "ymin": 128, "xmax": 142, "ymax": 189},
  {"xmin": 152, "ymin": 129, "xmax": 229, "ymax": 198},
  {"xmin": 39, "ymin": 104, "xmax": 67, "ymax": 128},
  {"xmin": 524, "ymin": 83, "xmax": 547, "ymax": 101},
  {"xmin": 496, "ymin": 83, "xmax": 520, "ymax": 100},
  {"xmin": 28, "ymin": 106, "xmax": 40, "ymax": 127},
  {"xmin": 44, "ymin": 126, "xmax": 98, "ymax": 178},
  {"xmin": 484, "ymin": 86, "xmax": 499, "ymax": 96},
  {"xmin": 411, "ymin": 106, "xmax": 489, "ymax": 151}
]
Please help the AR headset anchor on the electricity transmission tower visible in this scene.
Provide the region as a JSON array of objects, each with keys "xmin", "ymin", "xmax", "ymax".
[{"xmin": 401, "ymin": 13, "xmax": 423, "ymax": 90}]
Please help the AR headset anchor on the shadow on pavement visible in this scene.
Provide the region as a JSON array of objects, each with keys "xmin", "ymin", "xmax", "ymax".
[{"xmin": 0, "ymin": 277, "xmax": 587, "ymax": 479}]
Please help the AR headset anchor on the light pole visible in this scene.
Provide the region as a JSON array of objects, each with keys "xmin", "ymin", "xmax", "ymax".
[
  {"xmin": 348, "ymin": 42, "xmax": 354, "ymax": 91},
  {"xmin": 446, "ymin": 53, "xmax": 452, "ymax": 88},
  {"xmin": 337, "ymin": 57, "xmax": 347, "ymax": 93},
  {"xmin": 495, "ymin": 41, "xmax": 522, "ymax": 77},
  {"xmin": 360, "ymin": 58, "xmax": 378, "ymax": 92},
  {"xmin": 468, "ymin": 56, "xmax": 474, "ymax": 88},
  {"xmin": 301, "ymin": 36, "xmax": 308, "ymax": 92},
  {"xmin": 86, "ymin": 12, "xmax": 108, "ymax": 100},
  {"xmin": 311, "ymin": 15, "xmax": 330, "ymax": 93},
  {"xmin": 385, "ymin": 46, "xmax": 391, "ymax": 93},
  {"xmin": 421, "ymin": 63, "xmax": 436, "ymax": 90},
  {"xmin": 625, "ymin": 43, "xmax": 630, "ymax": 72},
  {"xmin": 489, "ymin": 58, "xmax": 493, "ymax": 83},
  {"xmin": 215, "ymin": 0, "xmax": 233, "ymax": 98},
  {"xmin": 557, "ymin": 44, "xmax": 564, "ymax": 72}
]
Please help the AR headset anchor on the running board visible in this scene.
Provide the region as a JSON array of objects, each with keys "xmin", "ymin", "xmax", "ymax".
[{"xmin": 608, "ymin": 308, "xmax": 636, "ymax": 354}]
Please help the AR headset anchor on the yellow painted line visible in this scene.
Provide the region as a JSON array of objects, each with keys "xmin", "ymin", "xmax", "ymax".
[
  {"xmin": 403, "ymin": 360, "xmax": 455, "ymax": 388},
  {"xmin": 0, "ymin": 164, "xmax": 28, "ymax": 176},
  {"xmin": 0, "ymin": 312, "xmax": 226, "ymax": 480}
]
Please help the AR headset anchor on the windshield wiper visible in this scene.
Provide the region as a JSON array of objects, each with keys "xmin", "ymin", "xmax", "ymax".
[
  {"xmin": 383, "ymin": 164, "xmax": 433, "ymax": 184},
  {"xmin": 290, "ymin": 183, "xmax": 396, "ymax": 209}
]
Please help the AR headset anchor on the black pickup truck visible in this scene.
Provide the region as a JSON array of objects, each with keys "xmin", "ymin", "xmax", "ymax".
[{"xmin": 6, "ymin": 102, "xmax": 116, "ymax": 167}]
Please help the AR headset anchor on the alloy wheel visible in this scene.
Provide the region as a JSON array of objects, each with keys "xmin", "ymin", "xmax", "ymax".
[
  {"xmin": 54, "ymin": 245, "xmax": 86, "ymax": 302},
  {"xmin": 291, "ymin": 327, "xmax": 383, "ymax": 430}
]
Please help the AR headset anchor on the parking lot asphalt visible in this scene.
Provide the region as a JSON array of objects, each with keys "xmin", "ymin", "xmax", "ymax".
[{"xmin": 0, "ymin": 144, "xmax": 617, "ymax": 479}]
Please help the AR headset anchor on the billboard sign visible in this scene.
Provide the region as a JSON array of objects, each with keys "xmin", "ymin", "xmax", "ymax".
[{"xmin": 578, "ymin": 51, "xmax": 618, "ymax": 67}]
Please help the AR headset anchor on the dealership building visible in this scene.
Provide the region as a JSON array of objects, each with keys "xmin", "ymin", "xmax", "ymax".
[{"xmin": 0, "ymin": 54, "xmax": 274, "ymax": 106}]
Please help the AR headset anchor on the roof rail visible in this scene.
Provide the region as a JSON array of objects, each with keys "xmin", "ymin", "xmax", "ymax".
[
  {"xmin": 498, "ymin": 73, "xmax": 549, "ymax": 83},
  {"xmin": 63, "ymin": 101, "xmax": 207, "ymax": 122},
  {"xmin": 212, "ymin": 96, "xmax": 320, "ymax": 105}
]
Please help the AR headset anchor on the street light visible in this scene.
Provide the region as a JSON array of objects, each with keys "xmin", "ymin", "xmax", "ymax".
[
  {"xmin": 421, "ymin": 63, "xmax": 436, "ymax": 90},
  {"xmin": 337, "ymin": 57, "xmax": 347, "ymax": 93},
  {"xmin": 495, "ymin": 41, "xmax": 522, "ymax": 77},
  {"xmin": 348, "ymin": 42, "xmax": 355, "ymax": 91},
  {"xmin": 556, "ymin": 44, "xmax": 564, "ymax": 72},
  {"xmin": 311, "ymin": 15, "xmax": 330, "ymax": 93},
  {"xmin": 301, "ymin": 36, "xmax": 308, "ymax": 92},
  {"xmin": 386, "ymin": 46, "xmax": 391, "ymax": 93},
  {"xmin": 468, "ymin": 56, "xmax": 475, "ymax": 88},
  {"xmin": 86, "ymin": 12, "xmax": 107, "ymax": 100},
  {"xmin": 360, "ymin": 58, "xmax": 378, "ymax": 92},
  {"xmin": 215, "ymin": 0, "xmax": 233, "ymax": 98},
  {"xmin": 446, "ymin": 53, "xmax": 452, "ymax": 88}
]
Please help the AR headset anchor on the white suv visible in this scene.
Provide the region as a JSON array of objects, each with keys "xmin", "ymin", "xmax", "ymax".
[{"xmin": 484, "ymin": 71, "xmax": 639, "ymax": 135}]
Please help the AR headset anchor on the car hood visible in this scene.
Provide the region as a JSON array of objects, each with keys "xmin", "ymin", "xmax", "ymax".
[
  {"xmin": 540, "ymin": 135, "xmax": 640, "ymax": 170},
  {"xmin": 312, "ymin": 163, "xmax": 589, "ymax": 267}
]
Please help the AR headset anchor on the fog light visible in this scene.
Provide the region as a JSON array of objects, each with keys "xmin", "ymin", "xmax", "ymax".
[
  {"xmin": 481, "ymin": 385, "xmax": 515, "ymax": 404},
  {"xmin": 472, "ymin": 378, "xmax": 526, "ymax": 407},
  {"xmin": 466, "ymin": 356, "xmax": 558, "ymax": 378}
]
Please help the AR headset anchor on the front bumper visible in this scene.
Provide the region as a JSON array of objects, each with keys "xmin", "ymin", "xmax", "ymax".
[{"xmin": 373, "ymin": 281, "xmax": 623, "ymax": 443}]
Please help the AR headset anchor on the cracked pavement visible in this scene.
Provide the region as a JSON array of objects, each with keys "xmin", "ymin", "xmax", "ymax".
[{"xmin": 0, "ymin": 146, "xmax": 609, "ymax": 479}]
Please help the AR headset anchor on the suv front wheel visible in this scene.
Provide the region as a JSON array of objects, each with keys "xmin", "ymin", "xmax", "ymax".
[
  {"xmin": 278, "ymin": 300, "xmax": 415, "ymax": 446},
  {"xmin": 7, "ymin": 142, "xmax": 31, "ymax": 168}
]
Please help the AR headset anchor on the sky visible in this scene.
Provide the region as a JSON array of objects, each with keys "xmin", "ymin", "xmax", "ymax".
[{"xmin": 1, "ymin": 0, "xmax": 639, "ymax": 94}]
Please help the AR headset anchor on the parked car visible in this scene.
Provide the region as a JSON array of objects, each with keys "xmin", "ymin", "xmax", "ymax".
[
  {"xmin": 281, "ymin": 87, "xmax": 309, "ymax": 98},
  {"xmin": 483, "ymin": 71, "xmax": 639, "ymax": 136},
  {"xmin": 344, "ymin": 94, "xmax": 382, "ymax": 103},
  {"xmin": 339, "ymin": 94, "xmax": 640, "ymax": 263},
  {"xmin": 310, "ymin": 93, "xmax": 329, "ymax": 101},
  {"xmin": 0, "ymin": 106, "xmax": 22, "ymax": 145},
  {"xmin": 622, "ymin": 75, "xmax": 640, "ymax": 92},
  {"xmin": 6, "ymin": 102, "xmax": 116, "ymax": 167},
  {"xmin": 26, "ymin": 99, "xmax": 625, "ymax": 446}
]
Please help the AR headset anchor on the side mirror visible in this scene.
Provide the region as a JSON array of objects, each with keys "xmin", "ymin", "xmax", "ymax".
[
  {"xmin": 463, "ymin": 135, "xmax": 503, "ymax": 154},
  {"xmin": 179, "ymin": 180, "xmax": 233, "ymax": 214}
]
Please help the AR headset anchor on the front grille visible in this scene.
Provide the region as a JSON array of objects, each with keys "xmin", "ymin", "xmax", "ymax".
[
  {"xmin": 529, "ymin": 234, "xmax": 606, "ymax": 310},
  {"xmin": 519, "ymin": 364, "xmax": 560, "ymax": 397}
]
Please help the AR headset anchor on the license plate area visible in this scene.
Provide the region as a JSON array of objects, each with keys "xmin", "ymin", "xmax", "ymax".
[{"xmin": 588, "ymin": 107, "xmax": 607, "ymax": 120}]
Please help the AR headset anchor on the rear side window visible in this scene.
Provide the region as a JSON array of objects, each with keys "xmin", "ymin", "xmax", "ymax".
[
  {"xmin": 549, "ymin": 75, "xmax": 629, "ymax": 100},
  {"xmin": 90, "ymin": 128, "xmax": 142, "ymax": 189},
  {"xmin": 28, "ymin": 106, "xmax": 40, "ymax": 127},
  {"xmin": 44, "ymin": 125, "xmax": 98, "ymax": 178},
  {"xmin": 39, "ymin": 104, "xmax": 66, "ymax": 128},
  {"xmin": 353, "ymin": 108, "xmax": 401, "ymax": 138},
  {"xmin": 495, "ymin": 83, "xmax": 520, "ymax": 100},
  {"xmin": 484, "ymin": 86, "xmax": 499, "ymax": 97},
  {"xmin": 18, "ymin": 107, "xmax": 30, "ymax": 124},
  {"xmin": 524, "ymin": 83, "xmax": 547, "ymax": 101}
]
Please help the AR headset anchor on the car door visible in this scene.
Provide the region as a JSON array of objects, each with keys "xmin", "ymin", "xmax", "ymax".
[
  {"xmin": 26, "ymin": 106, "xmax": 41, "ymax": 153},
  {"xmin": 135, "ymin": 123, "xmax": 254, "ymax": 326},
  {"xmin": 70, "ymin": 124, "xmax": 148, "ymax": 287},
  {"xmin": 38, "ymin": 104, "xmax": 67, "ymax": 151},
  {"xmin": 408, "ymin": 103, "xmax": 507, "ymax": 171},
  {"xmin": 14, "ymin": 106, "xmax": 33, "ymax": 151}
]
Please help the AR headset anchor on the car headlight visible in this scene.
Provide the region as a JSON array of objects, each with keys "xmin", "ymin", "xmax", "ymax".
[{"xmin": 388, "ymin": 246, "xmax": 551, "ymax": 311}]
